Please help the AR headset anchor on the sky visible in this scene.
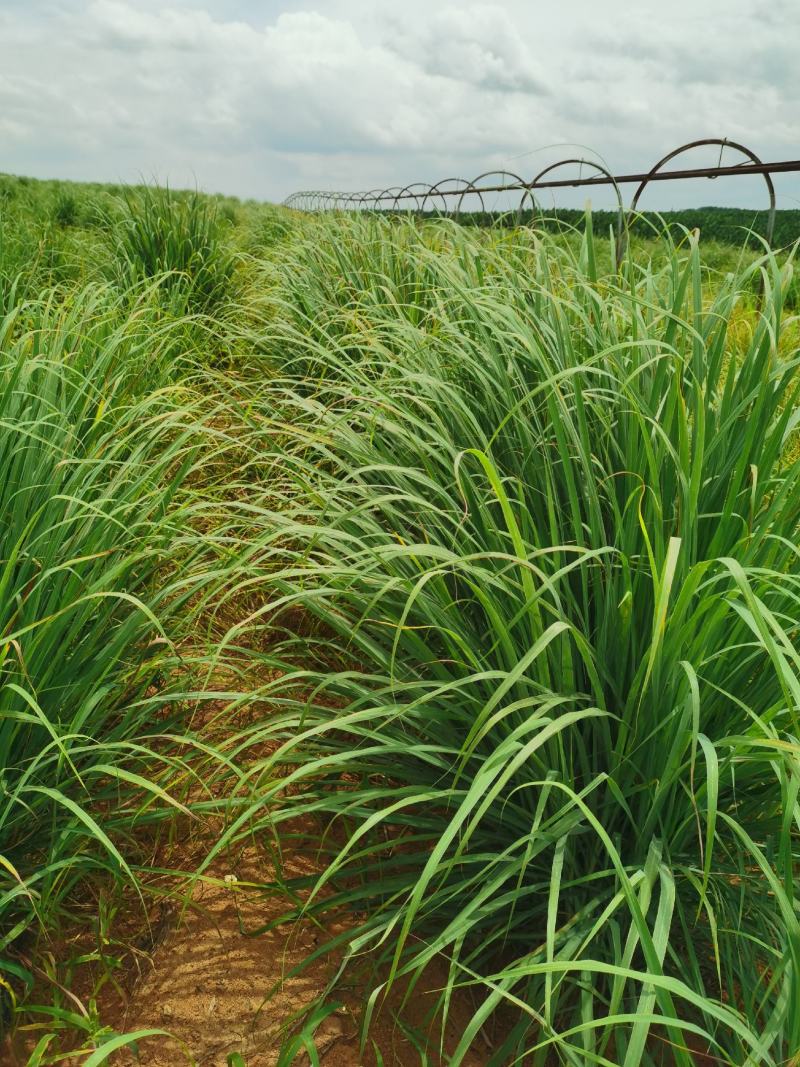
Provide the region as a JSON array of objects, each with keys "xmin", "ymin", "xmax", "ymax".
[{"xmin": 1, "ymin": 0, "xmax": 798, "ymax": 209}]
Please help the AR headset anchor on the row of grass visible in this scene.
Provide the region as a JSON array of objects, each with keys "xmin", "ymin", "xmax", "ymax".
[
  {"xmin": 0, "ymin": 174, "xmax": 292, "ymax": 313},
  {"xmin": 201, "ymin": 213, "xmax": 800, "ymax": 1065},
  {"xmin": 0, "ymin": 179, "xmax": 292, "ymax": 1061},
  {"xmin": 0, "ymin": 277, "xmax": 249, "ymax": 1059}
]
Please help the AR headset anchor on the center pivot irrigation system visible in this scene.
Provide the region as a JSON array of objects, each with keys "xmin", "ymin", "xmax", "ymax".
[{"xmin": 284, "ymin": 138, "xmax": 800, "ymax": 265}]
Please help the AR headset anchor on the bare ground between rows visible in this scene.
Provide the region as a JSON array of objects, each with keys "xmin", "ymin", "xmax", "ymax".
[
  {"xmin": 91, "ymin": 832, "xmax": 489, "ymax": 1067},
  {"xmin": 8, "ymin": 678, "xmax": 489, "ymax": 1067},
  {"xmin": 106, "ymin": 689, "xmax": 490, "ymax": 1064}
]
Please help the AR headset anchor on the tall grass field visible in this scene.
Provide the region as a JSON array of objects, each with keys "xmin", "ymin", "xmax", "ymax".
[{"xmin": 0, "ymin": 171, "xmax": 799, "ymax": 1065}]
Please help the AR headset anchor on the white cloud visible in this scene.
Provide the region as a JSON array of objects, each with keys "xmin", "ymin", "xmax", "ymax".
[
  {"xmin": 0, "ymin": 0, "xmax": 797, "ymax": 208},
  {"xmin": 383, "ymin": 5, "xmax": 546, "ymax": 93}
]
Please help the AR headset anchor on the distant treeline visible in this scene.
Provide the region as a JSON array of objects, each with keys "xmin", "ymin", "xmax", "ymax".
[{"xmin": 434, "ymin": 206, "xmax": 800, "ymax": 247}]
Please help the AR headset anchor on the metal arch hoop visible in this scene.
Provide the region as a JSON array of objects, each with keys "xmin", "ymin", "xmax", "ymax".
[
  {"xmin": 391, "ymin": 183, "xmax": 432, "ymax": 213},
  {"xmin": 453, "ymin": 180, "xmax": 487, "ymax": 219},
  {"xmin": 530, "ymin": 158, "xmax": 626, "ymax": 266},
  {"xmin": 358, "ymin": 189, "xmax": 384, "ymax": 211},
  {"xmin": 630, "ymin": 137, "xmax": 777, "ymax": 244},
  {"xmin": 518, "ymin": 185, "xmax": 539, "ymax": 220},
  {"xmin": 419, "ymin": 178, "xmax": 472, "ymax": 217},
  {"xmin": 462, "ymin": 170, "xmax": 530, "ymax": 223},
  {"xmin": 375, "ymin": 186, "xmax": 404, "ymax": 214},
  {"xmin": 530, "ymin": 157, "xmax": 624, "ymax": 214}
]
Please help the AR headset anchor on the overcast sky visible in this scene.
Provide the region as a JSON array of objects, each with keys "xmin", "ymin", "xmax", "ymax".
[{"xmin": 1, "ymin": 0, "xmax": 798, "ymax": 209}]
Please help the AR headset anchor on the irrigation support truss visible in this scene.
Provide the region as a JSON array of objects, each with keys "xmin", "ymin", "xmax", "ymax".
[{"xmin": 284, "ymin": 138, "xmax": 800, "ymax": 267}]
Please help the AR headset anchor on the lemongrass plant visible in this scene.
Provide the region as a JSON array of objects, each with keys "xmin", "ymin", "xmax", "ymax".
[
  {"xmin": 0, "ymin": 285, "xmax": 234, "ymax": 1043},
  {"xmin": 211, "ymin": 217, "xmax": 800, "ymax": 1065},
  {"xmin": 111, "ymin": 185, "xmax": 235, "ymax": 312}
]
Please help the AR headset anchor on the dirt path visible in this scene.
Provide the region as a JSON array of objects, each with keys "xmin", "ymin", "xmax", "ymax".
[
  {"xmin": 6, "ymin": 690, "xmax": 491, "ymax": 1065},
  {"xmin": 103, "ymin": 840, "xmax": 488, "ymax": 1066}
]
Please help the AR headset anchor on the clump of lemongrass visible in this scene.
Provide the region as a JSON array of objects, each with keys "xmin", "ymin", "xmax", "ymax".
[{"xmin": 210, "ymin": 216, "xmax": 800, "ymax": 1066}]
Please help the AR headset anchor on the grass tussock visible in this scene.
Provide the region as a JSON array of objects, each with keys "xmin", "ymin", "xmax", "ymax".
[
  {"xmin": 210, "ymin": 215, "xmax": 800, "ymax": 1066},
  {"xmin": 111, "ymin": 185, "xmax": 236, "ymax": 312},
  {"xmin": 0, "ymin": 284, "xmax": 243, "ymax": 1056}
]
